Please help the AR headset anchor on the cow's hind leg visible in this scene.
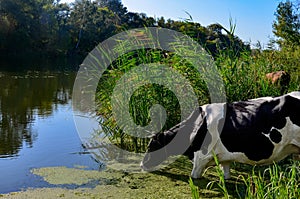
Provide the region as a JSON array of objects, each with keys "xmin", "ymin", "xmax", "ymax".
[
  {"xmin": 220, "ymin": 162, "xmax": 231, "ymax": 179},
  {"xmin": 191, "ymin": 152, "xmax": 213, "ymax": 179}
]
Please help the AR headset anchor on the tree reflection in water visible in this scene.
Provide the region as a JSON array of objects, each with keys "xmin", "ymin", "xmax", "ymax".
[{"xmin": 0, "ymin": 72, "xmax": 75, "ymax": 158}]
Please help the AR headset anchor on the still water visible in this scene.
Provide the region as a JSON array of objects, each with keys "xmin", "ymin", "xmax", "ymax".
[{"xmin": 0, "ymin": 71, "xmax": 100, "ymax": 193}]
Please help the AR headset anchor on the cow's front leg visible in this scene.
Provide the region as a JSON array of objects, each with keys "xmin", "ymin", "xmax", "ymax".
[
  {"xmin": 220, "ymin": 162, "xmax": 231, "ymax": 179},
  {"xmin": 191, "ymin": 152, "xmax": 213, "ymax": 178}
]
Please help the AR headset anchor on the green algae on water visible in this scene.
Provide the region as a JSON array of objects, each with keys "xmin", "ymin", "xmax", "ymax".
[{"xmin": 31, "ymin": 166, "xmax": 122, "ymax": 186}]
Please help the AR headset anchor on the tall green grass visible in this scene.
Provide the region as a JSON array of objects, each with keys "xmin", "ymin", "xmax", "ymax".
[
  {"xmin": 93, "ymin": 29, "xmax": 300, "ymax": 198},
  {"xmin": 192, "ymin": 156, "xmax": 300, "ymax": 198},
  {"xmin": 237, "ymin": 161, "xmax": 300, "ymax": 199},
  {"xmin": 206, "ymin": 153, "xmax": 230, "ymax": 199},
  {"xmin": 189, "ymin": 177, "xmax": 200, "ymax": 199},
  {"xmin": 96, "ymin": 45, "xmax": 300, "ymax": 152}
]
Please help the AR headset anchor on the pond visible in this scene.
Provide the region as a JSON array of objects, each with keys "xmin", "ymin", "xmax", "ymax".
[{"xmin": 0, "ymin": 71, "xmax": 101, "ymax": 194}]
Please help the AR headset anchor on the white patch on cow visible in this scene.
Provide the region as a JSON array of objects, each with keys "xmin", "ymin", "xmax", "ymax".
[
  {"xmin": 202, "ymin": 103, "xmax": 226, "ymax": 145},
  {"xmin": 249, "ymin": 96, "xmax": 273, "ymax": 102},
  {"xmin": 191, "ymin": 153, "xmax": 213, "ymax": 178},
  {"xmin": 288, "ymin": 91, "xmax": 300, "ymax": 99},
  {"xmin": 191, "ymin": 103, "xmax": 226, "ymax": 178}
]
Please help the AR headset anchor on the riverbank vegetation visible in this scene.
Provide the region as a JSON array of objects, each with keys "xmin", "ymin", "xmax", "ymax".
[
  {"xmin": 1, "ymin": 0, "xmax": 300, "ymax": 198},
  {"xmin": 94, "ymin": 0, "xmax": 300, "ymax": 198},
  {"xmin": 96, "ymin": 0, "xmax": 300, "ymax": 152}
]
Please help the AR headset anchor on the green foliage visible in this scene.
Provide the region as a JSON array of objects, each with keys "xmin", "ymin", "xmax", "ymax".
[
  {"xmin": 69, "ymin": 0, "xmax": 116, "ymax": 52},
  {"xmin": 157, "ymin": 17, "xmax": 250, "ymax": 57},
  {"xmin": 0, "ymin": 0, "xmax": 250, "ymax": 58},
  {"xmin": 216, "ymin": 51, "xmax": 283, "ymax": 102},
  {"xmin": 203, "ymin": 159, "xmax": 300, "ymax": 198},
  {"xmin": 273, "ymin": 0, "xmax": 300, "ymax": 48},
  {"xmin": 207, "ymin": 153, "xmax": 229, "ymax": 199},
  {"xmin": 96, "ymin": 47, "xmax": 210, "ymax": 151},
  {"xmin": 189, "ymin": 177, "xmax": 200, "ymax": 199},
  {"xmin": 94, "ymin": 18, "xmax": 300, "ymax": 152},
  {"xmin": 237, "ymin": 161, "xmax": 300, "ymax": 199},
  {"xmin": 0, "ymin": 0, "xmax": 72, "ymax": 54}
]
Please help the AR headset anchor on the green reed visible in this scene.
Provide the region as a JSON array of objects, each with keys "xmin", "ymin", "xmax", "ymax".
[
  {"xmin": 236, "ymin": 160, "xmax": 300, "ymax": 199},
  {"xmin": 94, "ymin": 27, "xmax": 300, "ymax": 153}
]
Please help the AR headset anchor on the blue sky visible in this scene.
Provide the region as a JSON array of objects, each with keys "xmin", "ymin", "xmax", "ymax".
[{"xmin": 62, "ymin": 0, "xmax": 282, "ymax": 47}]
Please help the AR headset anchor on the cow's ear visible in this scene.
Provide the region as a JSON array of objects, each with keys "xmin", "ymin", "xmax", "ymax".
[
  {"xmin": 144, "ymin": 130, "xmax": 156, "ymax": 138},
  {"xmin": 155, "ymin": 133, "xmax": 165, "ymax": 142},
  {"xmin": 151, "ymin": 133, "xmax": 159, "ymax": 140},
  {"xmin": 271, "ymin": 95, "xmax": 290, "ymax": 114},
  {"xmin": 148, "ymin": 133, "xmax": 156, "ymax": 139}
]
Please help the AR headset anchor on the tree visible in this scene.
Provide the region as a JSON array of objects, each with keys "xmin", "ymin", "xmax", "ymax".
[
  {"xmin": 0, "ymin": 0, "xmax": 71, "ymax": 54},
  {"xmin": 273, "ymin": 1, "xmax": 300, "ymax": 47},
  {"xmin": 96, "ymin": 0, "xmax": 126, "ymax": 16},
  {"xmin": 0, "ymin": 0, "xmax": 250, "ymax": 58},
  {"xmin": 69, "ymin": 0, "xmax": 122, "ymax": 54}
]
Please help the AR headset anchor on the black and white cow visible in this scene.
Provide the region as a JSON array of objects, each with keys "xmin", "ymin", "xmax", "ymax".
[{"xmin": 140, "ymin": 91, "xmax": 300, "ymax": 179}]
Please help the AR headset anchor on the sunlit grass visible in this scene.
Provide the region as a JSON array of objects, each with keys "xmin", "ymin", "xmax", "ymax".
[
  {"xmin": 93, "ymin": 27, "xmax": 300, "ymax": 199},
  {"xmin": 195, "ymin": 157, "xmax": 300, "ymax": 199},
  {"xmin": 95, "ymin": 46, "xmax": 300, "ymax": 152}
]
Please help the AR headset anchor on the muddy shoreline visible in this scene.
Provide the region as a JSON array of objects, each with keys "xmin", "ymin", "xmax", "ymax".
[{"xmin": 1, "ymin": 157, "xmax": 249, "ymax": 198}]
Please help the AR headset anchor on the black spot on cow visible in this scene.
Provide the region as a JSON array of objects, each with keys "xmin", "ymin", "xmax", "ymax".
[
  {"xmin": 220, "ymin": 94, "xmax": 300, "ymax": 161},
  {"xmin": 280, "ymin": 95, "xmax": 300, "ymax": 127},
  {"xmin": 269, "ymin": 128, "xmax": 282, "ymax": 143},
  {"xmin": 220, "ymin": 99, "xmax": 283, "ymax": 161}
]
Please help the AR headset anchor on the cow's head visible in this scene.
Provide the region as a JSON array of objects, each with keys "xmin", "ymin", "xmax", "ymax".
[
  {"xmin": 140, "ymin": 106, "xmax": 210, "ymax": 171},
  {"xmin": 140, "ymin": 131, "xmax": 175, "ymax": 171}
]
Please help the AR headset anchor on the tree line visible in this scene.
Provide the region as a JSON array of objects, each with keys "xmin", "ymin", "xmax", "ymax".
[
  {"xmin": 0, "ymin": 0, "xmax": 299, "ymax": 59},
  {"xmin": 0, "ymin": 0, "xmax": 249, "ymax": 59}
]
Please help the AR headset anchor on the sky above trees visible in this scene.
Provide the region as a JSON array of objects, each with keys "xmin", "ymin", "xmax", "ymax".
[
  {"xmin": 122, "ymin": 0, "xmax": 280, "ymax": 47},
  {"xmin": 62, "ymin": 0, "xmax": 280, "ymax": 47}
]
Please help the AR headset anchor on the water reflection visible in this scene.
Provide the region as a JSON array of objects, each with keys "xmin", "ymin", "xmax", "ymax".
[{"xmin": 0, "ymin": 71, "xmax": 75, "ymax": 158}]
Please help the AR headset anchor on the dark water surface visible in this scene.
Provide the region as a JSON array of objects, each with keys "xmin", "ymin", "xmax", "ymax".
[{"xmin": 0, "ymin": 71, "xmax": 100, "ymax": 193}]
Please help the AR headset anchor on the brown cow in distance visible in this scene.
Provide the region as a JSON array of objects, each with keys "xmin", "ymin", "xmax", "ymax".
[{"xmin": 266, "ymin": 71, "xmax": 290, "ymax": 94}]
